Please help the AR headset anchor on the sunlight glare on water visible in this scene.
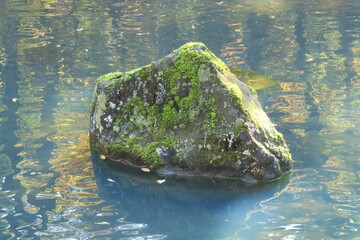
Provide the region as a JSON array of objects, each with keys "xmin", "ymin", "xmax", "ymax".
[{"xmin": 0, "ymin": 0, "xmax": 359, "ymax": 239}]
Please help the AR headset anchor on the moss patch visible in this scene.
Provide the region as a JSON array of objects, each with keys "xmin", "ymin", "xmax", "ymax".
[{"xmin": 97, "ymin": 72, "xmax": 124, "ymax": 82}]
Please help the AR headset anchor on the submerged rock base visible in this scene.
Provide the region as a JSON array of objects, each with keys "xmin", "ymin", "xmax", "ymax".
[{"xmin": 90, "ymin": 42, "xmax": 292, "ymax": 181}]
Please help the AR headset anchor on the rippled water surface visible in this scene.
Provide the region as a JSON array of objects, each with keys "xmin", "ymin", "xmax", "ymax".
[{"xmin": 0, "ymin": 0, "xmax": 359, "ymax": 239}]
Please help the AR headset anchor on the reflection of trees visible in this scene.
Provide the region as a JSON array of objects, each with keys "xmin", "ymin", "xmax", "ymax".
[
  {"xmin": 0, "ymin": 0, "xmax": 359, "ymax": 238},
  {"xmin": 263, "ymin": 4, "xmax": 348, "ymax": 138},
  {"xmin": 220, "ymin": 5, "xmax": 248, "ymax": 69},
  {"xmin": 154, "ymin": 1, "xmax": 200, "ymax": 54},
  {"xmin": 48, "ymin": 77, "xmax": 103, "ymax": 208},
  {"xmin": 0, "ymin": 34, "xmax": 13, "ymax": 233},
  {"xmin": 0, "ymin": 0, "xmax": 111, "ymax": 237},
  {"xmin": 0, "ymin": 0, "xmax": 47, "ymax": 237},
  {"xmin": 13, "ymin": 64, "xmax": 54, "ymax": 215},
  {"xmin": 257, "ymin": 12, "xmax": 299, "ymax": 81},
  {"xmin": 44, "ymin": 91, "xmax": 107, "ymax": 238},
  {"xmin": 251, "ymin": 4, "xmax": 360, "ymax": 238},
  {"xmin": 6, "ymin": 0, "xmax": 65, "ymax": 224},
  {"xmin": 113, "ymin": 1, "xmax": 157, "ymax": 70},
  {"xmin": 320, "ymin": 1, "xmax": 360, "ymax": 228},
  {"xmin": 301, "ymin": 5, "xmax": 347, "ymax": 135},
  {"xmin": 196, "ymin": 1, "xmax": 232, "ymax": 54},
  {"xmin": 272, "ymin": 82, "xmax": 308, "ymax": 124}
]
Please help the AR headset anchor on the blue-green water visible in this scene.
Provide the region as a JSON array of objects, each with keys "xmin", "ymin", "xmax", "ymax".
[{"xmin": 0, "ymin": 0, "xmax": 359, "ymax": 239}]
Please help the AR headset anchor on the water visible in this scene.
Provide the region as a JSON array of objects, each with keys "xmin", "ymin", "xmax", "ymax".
[{"xmin": 0, "ymin": 0, "xmax": 359, "ymax": 239}]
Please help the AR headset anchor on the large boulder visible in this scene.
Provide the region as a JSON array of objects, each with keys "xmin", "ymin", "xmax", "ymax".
[{"xmin": 90, "ymin": 42, "xmax": 292, "ymax": 181}]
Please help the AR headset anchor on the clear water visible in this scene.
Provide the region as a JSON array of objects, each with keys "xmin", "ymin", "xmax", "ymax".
[{"xmin": 0, "ymin": 0, "xmax": 359, "ymax": 239}]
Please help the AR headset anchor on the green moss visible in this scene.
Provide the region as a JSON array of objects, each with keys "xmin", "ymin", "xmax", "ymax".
[
  {"xmin": 161, "ymin": 102, "xmax": 179, "ymax": 128},
  {"xmin": 108, "ymin": 80, "xmax": 116, "ymax": 87},
  {"xmin": 107, "ymin": 134, "xmax": 180, "ymax": 169},
  {"xmin": 234, "ymin": 118, "xmax": 248, "ymax": 132},
  {"xmin": 202, "ymin": 97, "xmax": 222, "ymax": 131},
  {"xmin": 227, "ymin": 88, "xmax": 248, "ymax": 114},
  {"xmin": 200, "ymin": 142, "xmax": 244, "ymax": 166},
  {"xmin": 122, "ymin": 97, "xmax": 146, "ymax": 120},
  {"xmin": 275, "ymin": 133, "xmax": 285, "ymax": 143},
  {"xmin": 97, "ymin": 72, "xmax": 124, "ymax": 82},
  {"xmin": 124, "ymin": 74, "xmax": 132, "ymax": 82},
  {"xmin": 160, "ymin": 42, "xmax": 229, "ymax": 132},
  {"xmin": 162, "ymin": 47, "xmax": 203, "ymax": 126},
  {"xmin": 161, "ymin": 135, "xmax": 179, "ymax": 148},
  {"xmin": 107, "ymin": 137, "xmax": 162, "ymax": 168},
  {"xmin": 139, "ymin": 142, "xmax": 162, "ymax": 168},
  {"xmin": 174, "ymin": 42, "xmax": 230, "ymax": 74},
  {"xmin": 248, "ymin": 85, "xmax": 258, "ymax": 97},
  {"xmin": 133, "ymin": 63, "xmax": 152, "ymax": 80},
  {"xmin": 170, "ymin": 87, "xmax": 179, "ymax": 95}
]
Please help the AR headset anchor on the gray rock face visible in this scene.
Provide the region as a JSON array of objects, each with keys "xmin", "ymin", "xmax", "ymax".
[{"xmin": 90, "ymin": 42, "xmax": 292, "ymax": 181}]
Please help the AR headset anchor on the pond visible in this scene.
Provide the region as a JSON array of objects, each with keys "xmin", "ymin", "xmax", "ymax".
[{"xmin": 0, "ymin": 0, "xmax": 359, "ymax": 239}]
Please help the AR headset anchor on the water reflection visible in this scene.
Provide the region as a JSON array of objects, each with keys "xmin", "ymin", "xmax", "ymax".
[
  {"xmin": 92, "ymin": 154, "xmax": 291, "ymax": 239},
  {"xmin": 240, "ymin": 166, "xmax": 360, "ymax": 239},
  {"xmin": 0, "ymin": 0, "xmax": 359, "ymax": 239}
]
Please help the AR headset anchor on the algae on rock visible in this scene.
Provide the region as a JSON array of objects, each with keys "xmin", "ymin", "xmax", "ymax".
[{"xmin": 90, "ymin": 42, "xmax": 292, "ymax": 181}]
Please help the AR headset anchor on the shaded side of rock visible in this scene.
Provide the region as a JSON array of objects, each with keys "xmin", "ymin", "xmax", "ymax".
[{"xmin": 90, "ymin": 42, "xmax": 292, "ymax": 181}]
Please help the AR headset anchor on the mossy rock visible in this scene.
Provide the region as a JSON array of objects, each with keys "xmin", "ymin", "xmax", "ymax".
[{"xmin": 90, "ymin": 42, "xmax": 292, "ymax": 181}]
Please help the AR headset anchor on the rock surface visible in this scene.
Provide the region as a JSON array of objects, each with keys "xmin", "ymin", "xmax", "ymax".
[{"xmin": 90, "ymin": 42, "xmax": 292, "ymax": 181}]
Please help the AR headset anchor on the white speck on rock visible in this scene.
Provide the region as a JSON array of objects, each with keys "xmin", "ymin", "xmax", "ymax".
[
  {"xmin": 132, "ymin": 90, "xmax": 138, "ymax": 97},
  {"xmin": 90, "ymin": 116, "xmax": 97, "ymax": 133},
  {"xmin": 274, "ymin": 157, "xmax": 279, "ymax": 164},
  {"xmin": 109, "ymin": 102, "xmax": 116, "ymax": 109},
  {"xmin": 156, "ymin": 147, "xmax": 165, "ymax": 155},
  {"xmin": 227, "ymin": 134, "xmax": 235, "ymax": 149},
  {"xmin": 243, "ymin": 149, "xmax": 250, "ymax": 156},
  {"xmin": 104, "ymin": 115, "xmax": 113, "ymax": 127},
  {"xmin": 104, "ymin": 115, "xmax": 113, "ymax": 123},
  {"xmin": 117, "ymin": 101, "xmax": 123, "ymax": 110}
]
